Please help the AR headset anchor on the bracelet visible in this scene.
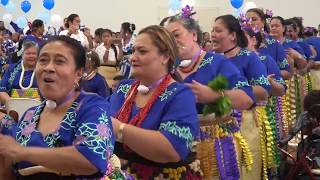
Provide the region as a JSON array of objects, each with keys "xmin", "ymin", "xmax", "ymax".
[{"xmin": 117, "ymin": 123, "xmax": 126, "ymax": 143}]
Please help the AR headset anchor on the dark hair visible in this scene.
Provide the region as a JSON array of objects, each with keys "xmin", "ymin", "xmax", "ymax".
[
  {"xmin": 165, "ymin": 15, "xmax": 203, "ymax": 45},
  {"xmin": 121, "ymin": 22, "xmax": 136, "ymax": 34},
  {"xmin": 304, "ymin": 27, "xmax": 316, "ymax": 38},
  {"xmin": 113, "ymin": 74, "xmax": 125, "ymax": 81},
  {"xmin": 247, "ymin": 8, "xmax": 270, "ymax": 33},
  {"xmin": 40, "ymin": 36, "xmax": 86, "ymax": 70},
  {"xmin": 290, "ymin": 17, "xmax": 304, "ymax": 38},
  {"xmin": 65, "ymin": 14, "xmax": 79, "ymax": 28},
  {"xmin": 244, "ymin": 28, "xmax": 263, "ymax": 50},
  {"xmin": 101, "ymin": 29, "xmax": 118, "ymax": 62},
  {"xmin": 101, "ymin": 28, "xmax": 113, "ymax": 36},
  {"xmin": 215, "ymin": 15, "xmax": 248, "ymax": 48},
  {"xmin": 31, "ymin": 19, "xmax": 44, "ymax": 32},
  {"xmin": 160, "ymin": 16, "xmax": 171, "ymax": 26},
  {"xmin": 304, "ymin": 90, "xmax": 320, "ymax": 120},
  {"xmin": 86, "ymin": 50, "xmax": 100, "ymax": 69},
  {"xmin": 94, "ymin": 28, "xmax": 103, "ymax": 36},
  {"xmin": 271, "ymin": 16, "xmax": 286, "ymax": 35},
  {"xmin": 203, "ymin": 32, "xmax": 210, "ymax": 36}
]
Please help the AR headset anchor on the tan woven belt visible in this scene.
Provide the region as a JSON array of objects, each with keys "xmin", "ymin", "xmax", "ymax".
[{"xmin": 17, "ymin": 166, "xmax": 71, "ymax": 176}]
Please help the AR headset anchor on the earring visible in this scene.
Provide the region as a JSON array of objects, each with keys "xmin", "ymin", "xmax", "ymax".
[{"xmin": 73, "ymin": 82, "xmax": 80, "ymax": 89}]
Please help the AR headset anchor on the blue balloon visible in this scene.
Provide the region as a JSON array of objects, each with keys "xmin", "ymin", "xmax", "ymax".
[
  {"xmin": 230, "ymin": 0, "xmax": 244, "ymax": 9},
  {"xmin": 169, "ymin": 0, "xmax": 181, "ymax": 12},
  {"xmin": 1, "ymin": 0, "xmax": 9, "ymax": 6},
  {"xmin": 5, "ymin": 1, "xmax": 16, "ymax": 13},
  {"xmin": 37, "ymin": 11, "xmax": 51, "ymax": 23},
  {"xmin": 21, "ymin": 0, "xmax": 31, "ymax": 13},
  {"xmin": 16, "ymin": 16, "xmax": 28, "ymax": 29},
  {"xmin": 43, "ymin": 0, "xmax": 54, "ymax": 10},
  {"xmin": 233, "ymin": 9, "xmax": 241, "ymax": 17}
]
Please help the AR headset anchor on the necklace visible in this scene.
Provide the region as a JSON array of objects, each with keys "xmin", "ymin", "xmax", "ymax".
[
  {"xmin": 223, "ymin": 45, "xmax": 238, "ymax": 55},
  {"xmin": 46, "ymin": 90, "xmax": 77, "ymax": 109},
  {"xmin": 83, "ymin": 70, "xmax": 96, "ymax": 80},
  {"xmin": 116, "ymin": 74, "xmax": 171, "ymax": 127},
  {"xmin": 19, "ymin": 61, "xmax": 35, "ymax": 90},
  {"xmin": 179, "ymin": 50, "xmax": 204, "ymax": 73},
  {"xmin": 137, "ymin": 75, "xmax": 167, "ymax": 94}
]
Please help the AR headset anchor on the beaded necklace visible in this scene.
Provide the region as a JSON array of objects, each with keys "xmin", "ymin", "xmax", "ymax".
[
  {"xmin": 179, "ymin": 50, "xmax": 204, "ymax": 74},
  {"xmin": 116, "ymin": 74, "xmax": 171, "ymax": 127}
]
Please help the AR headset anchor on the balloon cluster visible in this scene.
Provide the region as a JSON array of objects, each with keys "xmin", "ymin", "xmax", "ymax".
[
  {"xmin": 168, "ymin": 0, "xmax": 182, "ymax": 15},
  {"xmin": 1, "ymin": 0, "xmax": 62, "ymax": 31}
]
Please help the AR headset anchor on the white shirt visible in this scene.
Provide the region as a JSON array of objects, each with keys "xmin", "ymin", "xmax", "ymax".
[
  {"xmin": 95, "ymin": 43, "xmax": 119, "ymax": 64},
  {"xmin": 59, "ymin": 30, "xmax": 89, "ymax": 49}
]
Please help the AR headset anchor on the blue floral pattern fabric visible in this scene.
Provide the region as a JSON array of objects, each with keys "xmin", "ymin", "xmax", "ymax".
[
  {"xmin": 306, "ymin": 37, "xmax": 320, "ymax": 61},
  {"xmin": 109, "ymin": 80, "xmax": 199, "ymax": 160},
  {"xmin": 258, "ymin": 36, "xmax": 291, "ymax": 72},
  {"xmin": 297, "ymin": 38, "xmax": 313, "ymax": 60},
  {"xmin": 259, "ymin": 54, "xmax": 286, "ymax": 87},
  {"xmin": 228, "ymin": 49, "xmax": 271, "ymax": 97},
  {"xmin": 0, "ymin": 92, "xmax": 114, "ymax": 177},
  {"xmin": 282, "ymin": 38, "xmax": 306, "ymax": 58},
  {"xmin": 183, "ymin": 52, "xmax": 254, "ymax": 112}
]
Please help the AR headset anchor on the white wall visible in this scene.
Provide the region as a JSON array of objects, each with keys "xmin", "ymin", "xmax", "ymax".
[{"xmin": 1, "ymin": 0, "xmax": 319, "ymax": 33}]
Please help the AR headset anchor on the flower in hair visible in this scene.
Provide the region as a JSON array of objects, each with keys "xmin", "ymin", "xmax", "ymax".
[
  {"xmin": 238, "ymin": 14, "xmax": 260, "ymax": 34},
  {"xmin": 297, "ymin": 16, "xmax": 304, "ymax": 22},
  {"xmin": 265, "ymin": 9, "xmax": 273, "ymax": 18},
  {"xmin": 180, "ymin": 5, "xmax": 196, "ymax": 19},
  {"xmin": 304, "ymin": 27, "xmax": 316, "ymax": 33}
]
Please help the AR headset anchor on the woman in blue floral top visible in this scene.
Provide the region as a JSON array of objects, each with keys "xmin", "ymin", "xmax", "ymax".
[
  {"xmin": 164, "ymin": 13, "xmax": 254, "ymax": 113},
  {"xmin": 246, "ymin": 8, "xmax": 292, "ymax": 80},
  {"xmin": 109, "ymin": 25, "xmax": 200, "ymax": 179},
  {"xmin": 0, "ymin": 36, "xmax": 114, "ymax": 179},
  {"xmin": 270, "ymin": 16, "xmax": 307, "ymax": 71},
  {"xmin": 163, "ymin": 9, "xmax": 254, "ymax": 180},
  {"xmin": 212, "ymin": 15, "xmax": 272, "ymax": 180}
]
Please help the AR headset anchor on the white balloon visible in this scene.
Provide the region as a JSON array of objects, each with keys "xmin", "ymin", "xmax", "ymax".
[
  {"xmin": 2, "ymin": 13, "xmax": 12, "ymax": 24},
  {"xmin": 241, "ymin": 2, "xmax": 257, "ymax": 14},
  {"xmin": 50, "ymin": 14, "xmax": 62, "ymax": 28}
]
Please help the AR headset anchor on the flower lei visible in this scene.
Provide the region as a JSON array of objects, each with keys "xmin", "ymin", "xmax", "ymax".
[
  {"xmin": 203, "ymin": 75, "xmax": 232, "ymax": 117},
  {"xmin": 275, "ymin": 97, "xmax": 285, "ymax": 140},
  {"xmin": 233, "ymin": 132, "xmax": 253, "ymax": 171},
  {"xmin": 215, "ymin": 125, "xmax": 240, "ymax": 180},
  {"xmin": 116, "ymin": 74, "xmax": 172, "ymax": 127},
  {"xmin": 266, "ymin": 97, "xmax": 281, "ymax": 166},
  {"xmin": 305, "ymin": 72, "xmax": 313, "ymax": 92},
  {"xmin": 281, "ymin": 79, "xmax": 294, "ymax": 135},
  {"xmin": 256, "ymin": 106, "xmax": 275, "ymax": 180}
]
